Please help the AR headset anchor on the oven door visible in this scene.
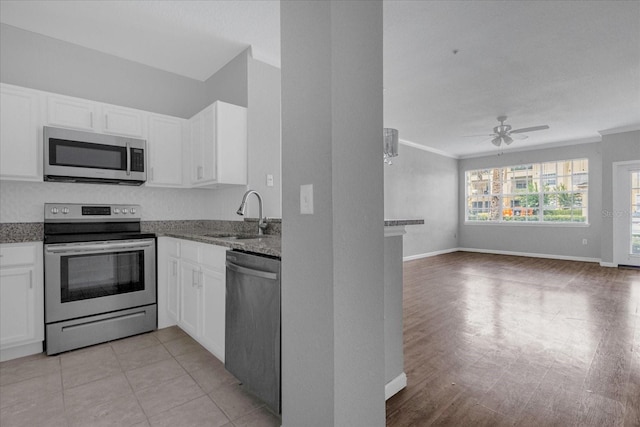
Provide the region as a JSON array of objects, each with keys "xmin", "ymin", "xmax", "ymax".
[{"xmin": 44, "ymin": 238, "xmax": 156, "ymax": 323}]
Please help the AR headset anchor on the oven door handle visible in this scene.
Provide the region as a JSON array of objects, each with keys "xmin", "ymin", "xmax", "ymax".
[{"xmin": 46, "ymin": 240, "xmax": 155, "ymax": 254}]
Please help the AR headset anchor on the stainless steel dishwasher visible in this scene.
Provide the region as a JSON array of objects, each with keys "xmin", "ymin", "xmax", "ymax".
[{"xmin": 225, "ymin": 250, "xmax": 281, "ymax": 414}]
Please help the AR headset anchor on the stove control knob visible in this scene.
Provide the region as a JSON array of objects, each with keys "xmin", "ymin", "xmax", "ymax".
[
  {"xmin": 61, "ymin": 207, "xmax": 69, "ymax": 214},
  {"xmin": 130, "ymin": 208, "xmax": 137, "ymax": 214},
  {"xmin": 122, "ymin": 208, "xmax": 128, "ymax": 214},
  {"xmin": 113, "ymin": 208, "xmax": 120, "ymax": 214},
  {"xmin": 50, "ymin": 207, "xmax": 59, "ymax": 214}
]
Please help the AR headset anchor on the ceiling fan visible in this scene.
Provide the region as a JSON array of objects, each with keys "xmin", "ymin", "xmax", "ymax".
[{"xmin": 476, "ymin": 116, "xmax": 550, "ymax": 147}]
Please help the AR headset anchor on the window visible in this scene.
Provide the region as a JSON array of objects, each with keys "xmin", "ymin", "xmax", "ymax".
[{"xmin": 466, "ymin": 159, "xmax": 588, "ymax": 223}]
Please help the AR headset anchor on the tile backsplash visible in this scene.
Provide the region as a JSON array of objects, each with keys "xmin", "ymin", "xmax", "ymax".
[{"xmin": 0, "ymin": 181, "xmax": 249, "ymax": 223}]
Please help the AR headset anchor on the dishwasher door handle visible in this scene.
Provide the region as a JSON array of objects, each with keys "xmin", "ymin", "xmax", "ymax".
[{"xmin": 226, "ymin": 261, "xmax": 278, "ymax": 281}]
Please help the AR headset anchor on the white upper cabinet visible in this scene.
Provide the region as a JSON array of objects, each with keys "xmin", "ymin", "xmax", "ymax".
[
  {"xmin": 189, "ymin": 101, "xmax": 247, "ymax": 188},
  {"xmin": 46, "ymin": 94, "xmax": 98, "ymax": 131},
  {"xmin": 101, "ymin": 105, "xmax": 145, "ymax": 138},
  {"xmin": 47, "ymin": 94, "xmax": 146, "ymax": 138},
  {"xmin": 2, "ymin": 84, "xmax": 250, "ymax": 190},
  {"xmin": 0, "ymin": 84, "xmax": 42, "ymax": 181},
  {"xmin": 147, "ymin": 114, "xmax": 185, "ymax": 187}
]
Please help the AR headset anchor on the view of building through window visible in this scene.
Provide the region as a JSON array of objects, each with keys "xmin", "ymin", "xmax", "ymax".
[{"xmin": 466, "ymin": 159, "xmax": 589, "ymax": 223}]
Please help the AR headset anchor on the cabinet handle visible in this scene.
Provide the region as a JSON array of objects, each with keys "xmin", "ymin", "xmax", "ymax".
[
  {"xmin": 199, "ymin": 271, "xmax": 204, "ymax": 288},
  {"xmin": 29, "ymin": 270, "xmax": 33, "ymax": 289},
  {"xmin": 89, "ymin": 111, "xmax": 94, "ymax": 127},
  {"xmin": 172, "ymin": 260, "xmax": 177, "ymax": 277},
  {"xmin": 105, "ymin": 114, "xmax": 109, "ymax": 130},
  {"xmin": 197, "ymin": 166, "xmax": 203, "ymax": 180},
  {"xmin": 192, "ymin": 270, "xmax": 197, "ymax": 287}
]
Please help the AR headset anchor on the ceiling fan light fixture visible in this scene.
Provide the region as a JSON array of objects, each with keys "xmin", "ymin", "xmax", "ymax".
[
  {"xmin": 491, "ymin": 136, "xmax": 502, "ymax": 146},
  {"xmin": 503, "ymin": 135, "xmax": 513, "ymax": 145},
  {"xmin": 383, "ymin": 128, "xmax": 399, "ymax": 164}
]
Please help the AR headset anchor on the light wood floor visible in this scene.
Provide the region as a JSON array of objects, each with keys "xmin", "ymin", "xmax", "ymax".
[{"xmin": 386, "ymin": 252, "xmax": 640, "ymax": 427}]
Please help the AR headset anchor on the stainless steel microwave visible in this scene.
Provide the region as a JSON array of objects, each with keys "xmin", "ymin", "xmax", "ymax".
[{"xmin": 44, "ymin": 126, "xmax": 146, "ymax": 185}]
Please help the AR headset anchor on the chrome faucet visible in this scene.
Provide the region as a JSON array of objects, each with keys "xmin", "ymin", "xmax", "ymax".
[{"xmin": 236, "ymin": 190, "xmax": 267, "ymax": 235}]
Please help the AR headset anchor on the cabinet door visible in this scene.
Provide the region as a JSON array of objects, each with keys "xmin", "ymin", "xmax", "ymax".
[
  {"xmin": 179, "ymin": 260, "xmax": 201, "ymax": 338},
  {"xmin": 201, "ymin": 104, "xmax": 217, "ymax": 183},
  {"xmin": 199, "ymin": 266, "xmax": 225, "ymax": 362},
  {"xmin": 102, "ymin": 106, "xmax": 145, "ymax": 137},
  {"xmin": 189, "ymin": 104, "xmax": 216, "ymax": 186},
  {"xmin": 148, "ymin": 115, "xmax": 184, "ymax": 187},
  {"xmin": 0, "ymin": 85, "xmax": 41, "ymax": 181},
  {"xmin": 215, "ymin": 101, "xmax": 247, "ymax": 185},
  {"xmin": 47, "ymin": 95, "xmax": 98, "ymax": 131},
  {"xmin": 167, "ymin": 255, "xmax": 180, "ymax": 323},
  {"xmin": 0, "ymin": 267, "xmax": 37, "ymax": 348},
  {"xmin": 157, "ymin": 237, "xmax": 179, "ymax": 329},
  {"xmin": 188, "ymin": 101, "xmax": 247, "ymax": 188}
]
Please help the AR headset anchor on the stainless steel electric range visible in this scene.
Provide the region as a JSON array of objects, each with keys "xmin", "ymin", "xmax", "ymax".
[{"xmin": 43, "ymin": 203, "xmax": 156, "ymax": 355}]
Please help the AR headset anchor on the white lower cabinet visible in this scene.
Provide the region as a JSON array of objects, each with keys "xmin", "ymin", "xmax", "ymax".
[
  {"xmin": 179, "ymin": 259, "xmax": 202, "ymax": 338},
  {"xmin": 199, "ymin": 266, "xmax": 226, "ymax": 359},
  {"xmin": 157, "ymin": 237, "xmax": 227, "ymax": 362},
  {"xmin": 166, "ymin": 255, "xmax": 180, "ymax": 323},
  {"xmin": 0, "ymin": 242, "xmax": 44, "ymax": 362}
]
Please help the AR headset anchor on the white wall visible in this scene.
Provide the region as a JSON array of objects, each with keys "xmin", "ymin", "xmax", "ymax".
[
  {"xmin": 458, "ymin": 142, "xmax": 603, "ymax": 261},
  {"xmin": 246, "ymin": 58, "xmax": 282, "ymax": 219},
  {"xmin": 281, "ymin": 1, "xmax": 385, "ymax": 425},
  {"xmin": 600, "ymin": 130, "xmax": 640, "ymax": 263},
  {"xmin": 0, "ymin": 23, "xmax": 248, "ymax": 118},
  {"xmin": 0, "ymin": 180, "xmax": 216, "ymax": 222},
  {"xmin": 384, "ymin": 143, "xmax": 458, "ymax": 258}
]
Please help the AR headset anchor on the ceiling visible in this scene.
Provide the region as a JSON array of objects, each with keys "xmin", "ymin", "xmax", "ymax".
[{"xmin": 1, "ymin": 0, "xmax": 638, "ymax": 158}]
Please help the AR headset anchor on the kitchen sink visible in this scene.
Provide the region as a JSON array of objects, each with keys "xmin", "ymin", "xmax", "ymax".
[
  {"xmin": 205, "ymin": 233, "xmax": 266, "ymax": 240},
  {"xmin": 222, "ymin": 234, "xmax": 266, "ymax": 240}
]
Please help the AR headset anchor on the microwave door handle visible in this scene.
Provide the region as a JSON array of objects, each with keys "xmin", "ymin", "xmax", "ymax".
[
  {"xmin": 46, "ymin": 240, "xmax": 154, "ymax": 254},
  {"xmin": 126, "ymin": 142, "xmax": 131, "ymax": 176}
]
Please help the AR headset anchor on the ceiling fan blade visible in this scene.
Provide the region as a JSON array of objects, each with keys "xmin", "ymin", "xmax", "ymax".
[
  {"xmin": 510, "ymin": 125, "xmax": 549, "ymax": 134},
  {"xmin": 463, "ymin": 133, "xmax": 495, "ymax": 138},
  {"xmin": 510, "ymin": 133, "xmax": 528, "ymax": 140}
]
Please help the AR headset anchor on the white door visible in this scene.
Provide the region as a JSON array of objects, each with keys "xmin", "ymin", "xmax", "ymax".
[{"xmin": 613, "ymin": 161, "xmax": 640, "ymax": 267}]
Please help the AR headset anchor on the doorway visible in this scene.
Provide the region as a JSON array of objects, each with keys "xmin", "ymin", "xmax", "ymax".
[{"xmin": 613, "ymin": 161, "xmax": 640, "ymax": 267}]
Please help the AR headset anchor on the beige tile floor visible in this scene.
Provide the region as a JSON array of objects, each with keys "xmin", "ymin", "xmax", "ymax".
[{"xmin": 0, "ymin": 326, "xmax": 281, "ymax": 427}]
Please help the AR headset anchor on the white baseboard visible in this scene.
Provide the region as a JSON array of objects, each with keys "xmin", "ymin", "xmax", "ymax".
[
  {"xmin": 385, "ymin": 372, "xmax": 407, "ymax": 400},
  {"xmin": 457, "ymin": 247, "xmax": 601, "ymax": 264},
  {"xmin": 403, "ymin": 247, "xmax": 458, "ymax": 262},
  {"xmin": 0, "ymin": 341, "xmax": 43, "ymax": 362},
  {"xmin": 600, "ymin": 262, "xmax": 617, "ymax": 267}
]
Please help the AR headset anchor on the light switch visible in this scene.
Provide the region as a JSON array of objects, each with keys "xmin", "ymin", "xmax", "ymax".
[
  {"xmin": 300, "ymin": 184, "xmax": 314, "ymax": 214},
  {"xmin": 266, "ymin": 174, "xmax": 274, "ymax": 187}
]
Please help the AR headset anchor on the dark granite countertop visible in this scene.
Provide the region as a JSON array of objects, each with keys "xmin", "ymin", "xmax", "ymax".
[
  {"xmin": 1, "ymin": 218, "xmax": 421, "ymax": 258},
  {"xmin": 384, "ymin": 219, "xmax": 424, "ymax": 227},
  {"xmin": 158, "ymin": 229, "xmax": 282, "ymax": 258}
]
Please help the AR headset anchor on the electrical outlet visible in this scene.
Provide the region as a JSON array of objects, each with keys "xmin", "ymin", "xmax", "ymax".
[
  {"xmin": 582, "ymin": 238, "xmax": 588, "ymax": 245},
  {"xmin": 266, "ymin": 174, "xmax": 274, "ymax": 187}
]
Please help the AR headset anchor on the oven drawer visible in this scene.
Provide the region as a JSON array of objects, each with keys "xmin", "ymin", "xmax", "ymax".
[{"xmin": 46, "ymin": 304, "xmax": 156, "ymax": 355}]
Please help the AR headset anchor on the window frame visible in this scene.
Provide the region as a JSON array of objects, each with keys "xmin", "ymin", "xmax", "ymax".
[{"xmin": 465, "ymin": 158, "xmax": 589, "ymax": 225}]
